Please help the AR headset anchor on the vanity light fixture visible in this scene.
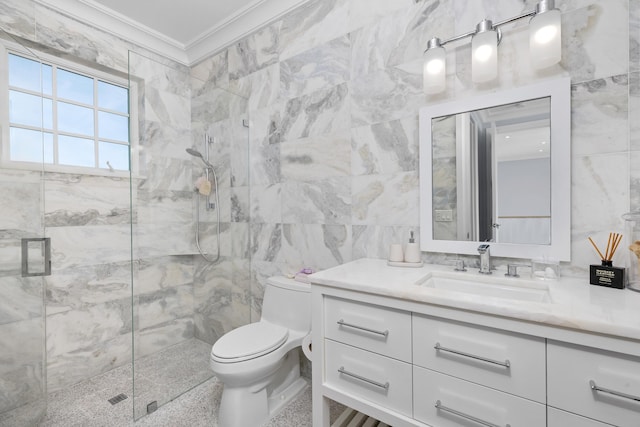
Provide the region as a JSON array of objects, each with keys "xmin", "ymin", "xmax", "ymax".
[{"xmin": 423, "ymin": 0, "xmax": 562, "ymax": 94}]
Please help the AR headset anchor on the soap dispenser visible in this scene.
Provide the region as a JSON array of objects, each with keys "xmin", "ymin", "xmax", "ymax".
[{"xmin": 404, "ymin": 231, "xmax": 421, "ymax": 263}]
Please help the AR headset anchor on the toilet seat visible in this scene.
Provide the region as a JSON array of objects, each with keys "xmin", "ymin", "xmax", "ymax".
[{"xmin": 211, "ymin": 322, "xmax": 289, "ymax": 363}]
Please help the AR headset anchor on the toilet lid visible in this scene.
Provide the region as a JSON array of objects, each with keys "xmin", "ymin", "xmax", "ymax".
[{"xmin": 212, "ymin": 322, "xmax": 289, "ymax": 362}]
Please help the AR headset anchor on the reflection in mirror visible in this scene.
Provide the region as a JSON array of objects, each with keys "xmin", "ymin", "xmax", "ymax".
[
  {"xmin": 432, "ymin": 97, "xmax": 551, "ymax": 245},
  {"xmin": 420, "ymin": 78, "xmax": 571, "ymax": 260}
]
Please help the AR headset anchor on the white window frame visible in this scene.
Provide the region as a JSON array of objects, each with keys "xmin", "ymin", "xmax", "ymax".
[{"xmin": 0, "ymin": 40, "xmax": 139, "ymax": 178}]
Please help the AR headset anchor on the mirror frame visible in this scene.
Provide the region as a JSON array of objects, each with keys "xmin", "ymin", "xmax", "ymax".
[{"xmin": 419, "ymin": 77, "xmax": 571, "ymax": 261}]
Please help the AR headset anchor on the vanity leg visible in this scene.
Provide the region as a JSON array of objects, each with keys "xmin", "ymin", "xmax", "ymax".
[
  {"xmin": 312, "ymin": 392, "xmax": 330, "ymax": 427},
  {"xmin": 311, "ymin": 288, "xmax": 330, "ymax": 427}
]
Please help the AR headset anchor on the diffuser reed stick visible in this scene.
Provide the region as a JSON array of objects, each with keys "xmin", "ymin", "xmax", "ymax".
[
  {"xmin": 589, "ymin": 233, "xmax": 623, "ymax": 262},
  {"xmin": 588, "ymin": 237, "xmax": 606, "ymax": 260}
]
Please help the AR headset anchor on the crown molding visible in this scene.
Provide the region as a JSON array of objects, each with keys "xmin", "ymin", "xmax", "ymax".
[
  {"xmin": 35, "ymin": 0, "xmax": 190, "ymax": 65},
  {"xmin": 185, "ymin": 0, "xmax": 311, "ymax": 66},
  {"xmin": 35, "ymin": 0, "xmax": 311, "ymax": 67}
]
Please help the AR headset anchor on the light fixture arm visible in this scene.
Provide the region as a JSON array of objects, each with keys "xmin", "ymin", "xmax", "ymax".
[
  {"xmin": 426, "ymin": 0, "xmax": 558, "ymax": 52},
  {"xmin": 429, "ymin": 10, "xmax": 537, "ymax": 52}
]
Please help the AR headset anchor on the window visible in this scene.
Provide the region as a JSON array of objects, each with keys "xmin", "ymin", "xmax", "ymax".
[{"xmin": 2, "ymin": 46, "xmax": 133, "ymax": 174}]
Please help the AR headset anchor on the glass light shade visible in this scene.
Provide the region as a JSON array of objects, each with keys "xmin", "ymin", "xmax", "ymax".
[
  {"xmin": 423, "ymin": 46, "xmax": 446, "ymax": 94},
  {"xmin": 471, "ymin": 30, "xmax": 498, "ymax": 83},
  {"xmin": 530, "ymin": 8, "xmax": 562, "ymax": 69}
]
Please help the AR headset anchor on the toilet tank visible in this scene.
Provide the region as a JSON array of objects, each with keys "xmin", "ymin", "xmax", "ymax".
[{"xmin": 261, "ymin": 276, "xmax": 311, "ymax": 334}]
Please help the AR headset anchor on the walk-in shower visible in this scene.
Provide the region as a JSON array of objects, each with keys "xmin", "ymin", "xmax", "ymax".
[
  {"xmin": 186, "ymin": 134, "xmax": 221, "ymax": 263},
  {"xmin": 1, "ymin": 16, "xmax": 251, "ymax": 423}
]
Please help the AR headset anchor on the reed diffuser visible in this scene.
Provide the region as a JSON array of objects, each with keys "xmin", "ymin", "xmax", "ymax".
[{"xmin": 588, "ymin": 233, "xmax": 625, "ymax": 289}]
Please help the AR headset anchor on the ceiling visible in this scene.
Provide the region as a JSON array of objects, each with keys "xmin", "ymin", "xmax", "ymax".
[{"xmin": 39, "ymin": 0, "xmax": 310, "ymax": 65}]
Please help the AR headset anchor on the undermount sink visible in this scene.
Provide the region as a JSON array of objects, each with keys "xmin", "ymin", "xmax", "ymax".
[{"xmin": 418, "ymin": 272, "xmax": 551, "ymax": 303}]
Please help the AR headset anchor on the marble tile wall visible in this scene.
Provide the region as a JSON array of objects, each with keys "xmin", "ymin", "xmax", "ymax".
[
  {"xmin": 1, "ymin": 1, "xmax": 203, "ymax": 408},
  {"xmin": 190, "ymin": 68, "xmax": 252, "ymax": 345},
  {"xmin": 191, "ymin": 0, "xmax": 638, "ymax": 315}
]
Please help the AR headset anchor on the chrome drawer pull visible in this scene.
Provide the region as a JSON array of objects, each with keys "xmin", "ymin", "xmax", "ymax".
[
  {"xmin": 337, "ymin": 319, "xmax": 389, "ymax": 338},
  {"xmin": 434, "ymin": 343, "xmax": 511, "ymax": 368},
  {"xmin": 590, "ymin": 380, "xmax": 640, "ymax": 403},
  {"xmin": 338, "ymin": 366, "xmax": 389, "ymax": 390},
  {"xmin": 435, "ymin": 400, "xmax": 511, "ymax": 427}
]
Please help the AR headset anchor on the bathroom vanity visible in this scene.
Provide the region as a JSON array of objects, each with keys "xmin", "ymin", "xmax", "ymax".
[{"xmin": 310, "ymin": 259, "xmax": 640, "ymax": 427}]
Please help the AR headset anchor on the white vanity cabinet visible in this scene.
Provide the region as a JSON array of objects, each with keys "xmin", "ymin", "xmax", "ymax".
[
  {"xmin": 547, "ymin": 341, "xmax": 640, "ymax": 427},
  {"xmin": 413, "ymin": 366, "xmax": 546, "ymax": 427},
  {"xmin": 311, "ymin": 283, "xmax": 640, "ymax": 427},
  {"xmin": 413, "ymin": 314, "xmax": 546, "ymax": 403},
  {"xmin": 323, "ymin": 297, "xmax": 413, "ymax": 417},
  {"xmin": 324, "ymin": 297, "xmax": 411, "ymax": 362},
  {"xmin": 547, "ymin": 408, "xmax": 612, "ymax": 427}
]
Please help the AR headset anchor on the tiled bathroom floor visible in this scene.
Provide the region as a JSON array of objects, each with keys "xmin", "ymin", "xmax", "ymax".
[{"xmin": 29, "ymin": 338, "xmax": 332, "ymax": 427}]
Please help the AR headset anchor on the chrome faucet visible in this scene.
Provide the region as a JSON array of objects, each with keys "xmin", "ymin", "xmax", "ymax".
[{"xmin": 477, "ymin": 244, "xmax": 492, "ymax": 274}]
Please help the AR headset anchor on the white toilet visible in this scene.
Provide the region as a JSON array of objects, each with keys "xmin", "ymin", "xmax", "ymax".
[{"xmin": 210, "ymin": 276, "xmax": 311, "ymax": 427}]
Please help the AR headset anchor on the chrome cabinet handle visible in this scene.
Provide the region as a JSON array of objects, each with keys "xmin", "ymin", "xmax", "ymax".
[
  {"xmin": 338, "ymin": 367, "xmax": 389, "ymax": 390},
  {"xmin": 434, "ymin": 342, "xmax": 511, "ymax": 368},
  {"xmin": 590, "ymin": 380, "xmax": 640, "ymax": 403},
  {"xmin": 435, "ymin": 400, "xmax": 510, "ymax": 427},
  {"xmin": 337, "ymin": 319, "xmax": 389, "ymax": 338}
]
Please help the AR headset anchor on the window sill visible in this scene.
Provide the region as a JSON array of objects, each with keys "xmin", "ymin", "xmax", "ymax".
[{"xmin": 0, "ymin": 160, "xmax": 144, "ymax": 180}]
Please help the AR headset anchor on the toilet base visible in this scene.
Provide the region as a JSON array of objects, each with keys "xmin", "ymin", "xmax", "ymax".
[
  {"xmin": 267, "ymin": 376, "xmax": 308, "ymax": 420},
  {"xmin": 216, "ymin": 350, "xmax": 309, "ymax": 427}
]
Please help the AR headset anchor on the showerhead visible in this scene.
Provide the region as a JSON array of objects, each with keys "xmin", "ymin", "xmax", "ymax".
[
  {"xmin": 186, "ymin": 148, "xmax": 202, "ymax": 158},
  {"xmin": 186, "ymin": 148, "xmax": 214, "ymax": 168}
]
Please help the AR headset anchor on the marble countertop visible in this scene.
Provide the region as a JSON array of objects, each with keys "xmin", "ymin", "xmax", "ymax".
[{"xmin": 309, "ymin": 258, "xmax": 640, "ymax": 342}]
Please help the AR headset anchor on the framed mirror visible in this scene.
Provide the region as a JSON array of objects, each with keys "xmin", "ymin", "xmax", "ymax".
[{"xmin": 419, "ymin": 77, "xmax": 571, "ymax": 260}]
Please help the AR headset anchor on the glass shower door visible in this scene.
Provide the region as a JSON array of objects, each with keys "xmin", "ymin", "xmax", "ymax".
[{"xmin": 0, "ymin": 31, "xmax": 48, "ymax": 427}]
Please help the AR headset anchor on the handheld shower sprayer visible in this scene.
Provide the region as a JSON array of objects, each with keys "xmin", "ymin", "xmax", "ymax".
[
  {"xmin": 185, "ymin": 148, "xmax": 214, "ymax": 169},
  {"xmin": 186, "ymin": 137, "xmax": 220, "ymax": 263}
]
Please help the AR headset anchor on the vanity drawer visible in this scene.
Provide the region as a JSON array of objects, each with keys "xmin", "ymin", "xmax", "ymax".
[
  {"xmin": 413, "ymin": 366, "xmax": 546, "ymax": 427},
  {"xmin": 325, "ymin": 339, "xmax": 412, "ymax": 417},
  {"xmin": 548, "ymin": 341, "xmax": 640, "ymax": 427},
  {"xmin": 412, "ymin": 314, "xmax": 546, "ymax": 402},
  {"xmin": 548, "ymin": 407, "xmax": 612, "ymax": 427},
  {"xmin": 324, "ymin": 296, "xmax": 411, "ymax": 362}
]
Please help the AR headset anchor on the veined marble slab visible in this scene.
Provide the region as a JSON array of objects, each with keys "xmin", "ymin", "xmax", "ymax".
[
  {"xmin": 352, "ymin": 172, "xmax": 419, "ymax": 226},
  {"xmin": 280, "ymin": 35, "xmax": 350, "ymax": 100},
  {"xmin": 0, "ymin": 317, "xmax": 44, "ymax": 413},
  {"xmin": 310, "ymin": 258, "xmax": 640, "ymax": 344},
  {"xmin": 281, "ymin": 131, "xmax": 351, "ymax": 180},
  {"xmin": 190, "ymin": 50, "xmax": 229, "ymax": 90},
  {"xmin": 351, "ymin": 116, "xmax": 417, "ymax": 176},
  {"xmin": 281, "ymin": 177, "xmax": 351, "ymax": 225}
]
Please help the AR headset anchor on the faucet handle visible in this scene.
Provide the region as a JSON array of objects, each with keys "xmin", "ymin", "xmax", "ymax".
[
  {"xmin": 477, "ymin": 244, "xmax": 490, "ymax": 254},
  {"xmin": 505, "ymin": 263, "xmax": 528, "ymax": 278},
  {"xmin": 453, "ymin": 259, "xmax": 467, "ymax": 272}
]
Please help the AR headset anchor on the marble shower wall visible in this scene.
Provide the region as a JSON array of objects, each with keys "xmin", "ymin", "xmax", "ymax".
[
  {"xmin": 190, "ymin": 64, "xmax": 252, "ymax": 345},
  {"xmin": 191, "ymin": 0, "xmax": 638, "ymax": 311},
  {"xmin": 128, "ymin": 52, "xmax": 196, "ymax": 365}
]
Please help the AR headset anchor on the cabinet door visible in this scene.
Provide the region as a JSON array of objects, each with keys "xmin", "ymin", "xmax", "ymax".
[
  {"xmin": 413, "ymin": 314, "xmax": 546, "ymax": 403},
  {"xmin": 548, "ymin": 407, "xmax": 613, "ymax": 427},
  {"xmin": 325, "ymin": 296, "xmax": 411, "ymax": 362},
  {"xmin": 548, "ymin": 341, "xmax": 640, "ymax": 427},
  {"xmin": 413, "ymin": 366, "xmax": 546, "ymax": 427}
]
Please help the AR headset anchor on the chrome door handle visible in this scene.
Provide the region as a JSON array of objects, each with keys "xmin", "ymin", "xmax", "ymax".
[
  {"xmin": 21, "ymin": 238, "xmax": 51, "ymax": 277},
  {"xmin": 590, "ymin": 380, "xmax": 640, "ymax": 403},
  {"xmin": 434, "ymin": 342, "xmax": 511, "ymax": 368},
  {"xmin": 435, "ymin": 400, "xmax": 511, "ymax": 427},
  {"xmin": 338, "ymin": 367, "xmax": 389, "ymax": 390},
  {"xmin": 337, "ymin": 319, "xmax": 389, "ymax": 338}
]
